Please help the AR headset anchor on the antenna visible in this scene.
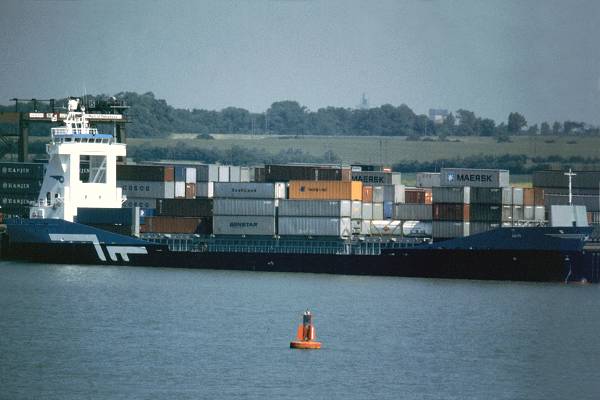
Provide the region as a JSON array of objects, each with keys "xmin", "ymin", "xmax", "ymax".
[{"xmin": 564, "ymin": 168, "xmax": 576, "ymax": 205}]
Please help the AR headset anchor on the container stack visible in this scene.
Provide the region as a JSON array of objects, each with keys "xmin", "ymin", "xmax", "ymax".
[
  {"xmin": 174, "ymin": 166, "xmax": 197, "ymax": 199},
  {"xmin": 432, "ymin": 187, "xmax": 470, "ymax": 239},
  {"xmin": 469, "ymin": 187, "xmax": 503, "ymax": 235},
  {"xmin": 212, "ymin": 182, "xmax": 283, "ymax": 236},
  {"xmin": 139, "ymin": 198, "xmax": 214, "ymax": 234},
  {"xmin": 195, "ymin": 164, "xmax": 257, "ymax": 198},
  {"xmin": 0, "ymin": 162, "xmax": 44, "ymax": 218},
  {"xmin": 264, "ymin": 164, "xmax": 351, "ymax": 182},
  {"xmin": 118, "ymin": 164, "xmax": 175, "ymax": 209},
  {"xmin": 393, "ymin": 188, "xmax": 433, "ymax": 237}
]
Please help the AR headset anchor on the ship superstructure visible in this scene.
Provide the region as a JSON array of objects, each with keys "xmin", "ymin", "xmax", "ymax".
[{"xmin": 29, "ymin": 98, "xmax": 126, "ymax": 222}]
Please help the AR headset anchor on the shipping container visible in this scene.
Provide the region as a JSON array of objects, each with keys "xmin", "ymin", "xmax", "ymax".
[
  {"xmin": 440, "ymin": 168, "xmax": 509, "ymax": 188},
  {"xmin": 432, "ymin": 186, "xmax": 470, "ymax": 204},
  {"xmin": 123, "ymin": 197, "xmax": 157, "ymax": 209},
  {"xmin": 383, "ymin": 202, "xmax": 393, "ymax": 219},
  {"xmin": 264, "ymin": 164, "xmax": 350, "ymax": 182},
  {"xmin": 470, "ymin": 222, "xmax": 501, "ymax": 235},
  {"xmin": 76, "ymin": 207, "xmax": 134, "ymax": 225},
  {"xmin": 229, "ymin": 166, "xmax": 241, "ymax": 182},
  {"xmin": 394, "ymin": 204, "xmax": 432, "ymax": 220},
  {"xmin": 432, "ymin": 203, "xmax": 470, "ymax": 221},
  {"xmin": 279, "ymin": 200, "xmax": 351, "ymax": 217},
  {"xmin": 523, "ymin": 188, "xmax": 535, "ymax": 206},
  {"xmin": 549, "ymin": 205, "xmax": 588, "ymax": 227},
  {"xmin": 196, "ymin": 182, "xmax": 214, "ymax": 198},
  {"xmin": 534, "ymin": 188, "xmax": 544, "ymax": 206},
  {"xmin": 544, "ymin": 194, "xmax": 600, "ymax": 212},
  {"xmin": 213, "ymin": 182, "xmax": 286, "ymax": 199},
  {"xmin": 185, "ymin": 167, "xmax": 196, "ymax": 183},
  {"xmin": 362, "ymin": 220, "xmax": 403, "ymax": 236},
  {"xmin": 213, "ymin": 198, "xmax": 276, "ymax": 216},
  {"xmin": 534, "ymin": 206, "xmax": 545, "ymax": 221},
  {"xmin": 362, "ymin": 203, "xmax": 373, "ymax": 220},
  {"xmin": 0, "ymin": 179, "xmax": 43, "ymax": 194},
  {"xmin": 213, "ymin": 215, "xmax": 275, "ymax": 235},
  {"xmin": 240, "ymin": 167, "xmax": 251, "ymax": 182},
  {"xmin": 372, "ymin": 185, "xmax": 384, "ymax": 203},
  {"xmin": 469, "ymin": 204, "xmax": 502, "ymax": 222},
  {"xmin": 0, "ymin": 193, "xmax": 37, "ymax": 207},
  {"xmin": 351, "ymin": 171, "xmax": 392, "ymax": 184},
  {"xmin": 524, "ymin": 206, "xmax": 534, "ymax": 220},
  {"xmin": 401, "ymin": 220, "xmax": 432, "ymax": 237},
  {"xmin": 253, "ymin": 166, "xmax": 265, "ymax": 182},
  {"xmin": 141, "ymin": 216, "xmax": 212, "ymax": 234},
  {"xmin": 0, "ymin": 162, "xmax": 45, "ymax": 180},
  {"xmin": 157, "ymin": 198, "xmax": 213, "ymax": 217},
  {"xmin": 501, "ymin": 205, "xmax": 512, "ymax": 222},
  {"xmin": 432, "ymin": 221, "xmax": 470, "ymax": 238},
  {"xmin": 512, "ymin": 205, "xmax": 524, "ymax": 222},
  {"xmin": 416, "ymin": 172, "xmax": 441, "ymax": 188},
  {"xmin": 288, "ymin": 180, "xmax": 362, "ymax": 201},
  {"xmin": 118, "ymin": 180, "xmax": 175, "ymax": 199},
  {"xmin": 533, "ymin": 170, "xmax": 600, "ymax": 189},
  {"xmin": 89, "ymin": 223, "xmax": 133, "ymax": 236},
  {"xmin": 362, "ymin": 185, "xmax": 373, "ymax": 202},
  {"xmin": 175, "ymin": 166, "xmax": 186, "ymax": 182},
  {"xmin": 384, "ymin": 184, "xmax": 405, "ymax": 203},
  {"xmin": 404, "ymin": 188, "xmax": 432, "ymax": 204},
  {"xmin": 588, "ymin": 212, "xmax": 600, "ymax": 224},
  {"xmin": 502, "ymin": 187, "xmax": 513, "ymax": 205},
  {"xmin": 470, "ymin": 187, "xmax": 503, "ymax": 204},
  {"xmin": 185, "ymin": 183, "xmax": 196, "ymax": 199},
  {"xmin": 373, "ymin": 203, "xmax": 384, "ymax": 220},
  {"xmin": 512, "ymin": 188, "xmax": 524, "ymax": 206},
  {"xmin": 175, "ymin": 181, "xmax": 186, "ymax": 198},
  {"xmin": 117, "ymin": 164, "xmax": 174, "ymax": 182},
  {"xmin": 351, "ymin": 201, "xmax": 362, "ymax": 219},
  {"xmin": 278, "ymin": 217, "xmax": 352, "ymax": 237},
  {"xmin": 0, "ymin": 204, "xmax": 31, "ymax": 218},
  {"xmin": 218, "ymin": 165, "xmax": 230, "ymax": 182}
]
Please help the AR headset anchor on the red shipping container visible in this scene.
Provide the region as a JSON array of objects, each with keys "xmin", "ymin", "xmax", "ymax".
[{"xmin": 433, "ymin": 203, "xmax": 470, "ymax": 221}]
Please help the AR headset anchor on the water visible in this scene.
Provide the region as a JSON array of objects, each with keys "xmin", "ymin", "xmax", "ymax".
[{"xmin": 1, "ymin": 261, "xmax": 599, "ymax": 400}]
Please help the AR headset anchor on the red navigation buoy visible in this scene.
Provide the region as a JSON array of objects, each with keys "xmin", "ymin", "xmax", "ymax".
[{"xmin": 290, "ymin": 310, "xmax": 322, "ymax": 349}]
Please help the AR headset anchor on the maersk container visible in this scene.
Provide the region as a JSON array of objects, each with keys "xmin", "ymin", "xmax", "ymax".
[
  {"xmin": 196, "ymin": 182, "xmax": 214, "ymax": 198},
  {"xmin": 0, "ymin": 179, "xmax": 42, "ymax": 194},
  {"xmin": 432, "ymin": 221, "xmax": 470, "ymax": 238},
  {"xmin": 288, "ymin": 180, "xmax": 362, "ymax": 201},
  {"xmin": 440, "ymin": 168, "xmax": 509, "ymax": 188},
  {"xmin": 213, "ymin": 215, "xmax": 275, "ymax": 235},
  {"xmin": 394, "ymin": 204, "xmax": 432, "ymax": 220},
  {"xmin": 534, "ymin": 206, "xmax": 545, "ymax": 221},
  {"xmin": 118, "ymin": 180, "xmax": 175, "ymax": 199},
  {"xmin": 278, "ymin": 217, "xmax": 352, "ymax": 237},
  {"xmin": 351, "ymin": 201, "xmax": 362, "ymax": 219},
  {"xmin": 383, "ymin": 202, "xmax": 393, "ymax": 219},
  {"xmin": 0, "ymin": 162, "xmax": 44, "ymax": 180},
  {"xmin": 512, "ymin": 188, "xmax": 524, "ymax": 205},
  {"xmin": 373, "ymin": 203, "xmax": 384, "ymax": 220},
  {"xmin": 402, "ymin": 220, "xmax": 432, "ymax": 237},
  {"xmin": 416, "ymin": 172, "xmax": 440, "ymax": 188},
  {"xmin": 351, "ymin": 171, "xmax": 392, "ymax": 185},
  {"xmin": 278, "ymin": 200, "xmax": 352, "ymax": 217},
  {"xmin": 218, "ymin": 165, "xmax": 230, "ymax": 182},
  {"xmin": 213, "ymin": 198, "xmax": 276, "ymax": 216},
  {"xmin": 362, "ymin": 203, "xmax": 373, "ymax": 220},
  {"xmin": 157, "ymin": 198, "xmax": 213, "ymax": 217},
  {"xmin": 229, "ymin": 166, "xmax": 241, "ymax": 182},
  {"xmin": 175, "ymin": 181, "xmax": 186, "ymax": 198},
  {"xmin": 470, "ymin": 222, "xmax": 501, "ymax": 235},
  {"xmin": 117, "ymin": 164, "xmax": 174, "ymax": 182},
  {"xmin": 213, "ymin": 182, "xmax": 286, "ymax": 199},
  {"xmin": 432, "ymin": 187, "xmax": 470, "ymax": 204},
  {"xmin": 502, "ymin": 187, "xmax": 513, "ymax": 205},
  {"xmin": 240, "ymin": 167, "xmax": 251, "ymax": 182},
  {"xmin": 470, "ymin": 204, "xmax": 502, "ymax": 222},
  {"xmin": 524, "ymin": 206, "xmax": 534, "ymax": 220},
  {"xmin": 470, "ymin": 187, "xmax": 502, "ymax": 205}
]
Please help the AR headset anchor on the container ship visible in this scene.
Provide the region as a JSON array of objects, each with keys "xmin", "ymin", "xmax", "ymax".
[{"xmin": 1, "ymin": 98, "xmax": 599, "ymax": 283}]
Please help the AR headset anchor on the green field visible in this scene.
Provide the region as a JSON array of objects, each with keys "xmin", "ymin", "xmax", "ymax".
[{"xmin": 128, "ymin": 134, "xmax": 600, "ymax": 165}]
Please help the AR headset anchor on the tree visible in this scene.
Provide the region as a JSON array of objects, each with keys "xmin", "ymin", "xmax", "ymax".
[
  {"xmin": 507, "ymin": 112, "xmax": 527, "ymax": 134},
  {"xmin": 526, "ymin": 124, "xmax": 539, "ymax": 135},
  {"xmin": 267, "ymin": 101, "xmax": 308, "ymax": 134},
  {"xmin": 455, "ymin": 109, "xmax": 479, "ymax": 136},
  {"xmin": 540, "ymin": 122, "xmax": 551, "ymax": 135},
  {"xmin": 552, "ymin": 121, "xmax": 562, "ymax": 135},
  {"xmin": 479, "ymin": 118, "xmax": 496, "ymax": 136}
]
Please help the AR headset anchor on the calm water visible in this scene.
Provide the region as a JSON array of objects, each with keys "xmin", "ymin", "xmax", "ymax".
[{"xmin": 1, "ymin": 261, "xmax": 599, "ymax": 400}]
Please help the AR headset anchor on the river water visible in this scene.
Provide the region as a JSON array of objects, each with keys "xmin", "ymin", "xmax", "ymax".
[{"xmin": 1, "ymin": 261, "xmax": 599, "ymax": 399}]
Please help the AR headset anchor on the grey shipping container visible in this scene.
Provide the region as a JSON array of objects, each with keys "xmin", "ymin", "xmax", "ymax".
[
  {"xmin": 470, "ymin": 187, "xmax": 503, "ymax": 204},
  {"xmin": 351, "ymin": 201, "xmax": 362, "ymax": 219},
  {"xmin": 213, "ymin": 182, "xmax": 286, "ymax": 199},
  {"xmin": 512, "ymin": 205, "xmax": 524, "ymax": 221},
  {"xmin": 0, "ymin": 162, "xmax": 44, "ymax": 180},
  {"xmin": 534, "ymin": 206, "xmax": 545, "ymax": 221},
  {"xmin": 524, "ymin": 206, "xmax": 534, "ymax": 220},
  {"xmin": 544, "ymin": 194, "xmax": 600, "ymax": 212},
  {"xmin": 470, "ymin": 222, "xmax": 501, "ymax": 235},
  {"xmin": 213, "ymin": 198, "xmax": 276, "ymax": 216},
  {"xmin": 362, "ymin": 203, "xmax": 373, "ymax": 220},
  {"xmin": 470, "ymin": 204, "xmax": 502, "ymax": 222},
  {"xmin": 440, "ymin": 168, "xmax": 509, "ymax": 188},
  {"xmin": 372, "ymin": 185, "xmax": 384, "ymax": 203},
  {"xmin": 278, "ymin": 200, "xmax": 352, "ymax": 217},
  {"xmin": 432, "ymin": 186, "xmax": 470, "ymax": 204},
  {"xmin": 119, "ymin": 180, "xmax": 175, "ymax": 199},
  {"xmin": 384, "ymin": 184, "xmax": 405, "ymax": 203},
  {"xmin": 533, "ymin": 170, "xmax": 600, "ymax": 189},
  {"xmin": 352, "ymin": 171, "xmax": 392, "ymax": 184},
  {"xmin": 213, "ymin": 215, "xmax": 276, "ymax": 235},
  {"xmin": 240, "ymin": 167, "xmax": 251, "ymax": 182},
  {"xmin": 416, "ymin": 172, "xmax": 440, "ymax": 188},
  {"xmin": 512, "ymin": 188, "xmax": 524, "ymax": 205},
  {"xmin": 432, "ymin": 221, "xmax": 470, "ymax": 238},
  {"xmin": 502, "ymin": 188, "xmax": 513, "ymax": 205},
  {"xmin": 372, "ymin": 203, "xmax": 384, "ymax": 220},
  {"xmin": 157, "ymin": 198, "xmax": 213, "ymax": 217},
  {"xmin": 195, "ymin": 182, "xmax": 214, "ymax": 198},
  {"xmin": 229, "ymin": 166, "xmax": 241, "ymax": 182},
  {"xmin": 0, "ymin": 179, "xmax": 42, "ymax": 194},
  {"xmin": 394, "ymin": 204, "xmax": 433, "ymax": 220},
  {"xmin": 502, "ymin": 205, "xmax": 512, "ymax": 222},
  {"xmin": 218, "ymin": 165, "xmax": 230, "ymax": 182},
  {"xmin": 550, "ymin": 205, "xmax": 588, "ymax": 227},
  {"xmin": 278, "ymin": 217, "xmax": 352, "ymax": 237}
]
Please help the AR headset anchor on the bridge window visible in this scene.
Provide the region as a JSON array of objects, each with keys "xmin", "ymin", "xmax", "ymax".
[{"xmin": 79, "ymin": 155, "xmax": 106, "ymax": 183}]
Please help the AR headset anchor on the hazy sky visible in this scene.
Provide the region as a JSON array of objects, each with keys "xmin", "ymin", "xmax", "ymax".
[{"xmin": 1, "ymin": 0, "xmax": 599, "ymax": 125}]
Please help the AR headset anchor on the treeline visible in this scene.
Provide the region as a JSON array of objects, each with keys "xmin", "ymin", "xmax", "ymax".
[{"xmin": 2, "ymin": 92, "xmax": 599, "ymax": 138}]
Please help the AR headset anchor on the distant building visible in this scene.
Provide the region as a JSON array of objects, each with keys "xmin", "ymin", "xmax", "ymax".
[
  {"xmin": 428, "ymin": 108, "xmax": 449, "ymax": 124},
  {"xmin": 358, "ymin": 93, "xmax": 370, "ymax": 110}
]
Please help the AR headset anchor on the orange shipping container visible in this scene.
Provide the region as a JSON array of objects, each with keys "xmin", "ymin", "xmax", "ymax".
[
  {"xmin": 289, "ymin": 180, "xmax": 363, "ymax": 201},
  {"xmin": 523, "ymin": 188, "xmax": 535, "ymax": 206},
  {"xmin": 424, "ymin": 190, "xmax": 433, "ymax": 204},
  {"xmin": 362, "ymin": 185, "xmax": 373, "ymax": 202},
  {"xmin": 534, "ymin": 188, "xmax": 544, "ymax": 206}
]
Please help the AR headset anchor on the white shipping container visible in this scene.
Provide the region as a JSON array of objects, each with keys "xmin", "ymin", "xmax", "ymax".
[
  {"xmin": 229, "ymin": 166, "xmax": 241, "ymax": 182},
  {"xmin": 402, "ymin": 220, "xmax": 432, "ymax": 237},
  {"xmin": 512, "ymin": 188, "xmax": 524, "ymax": 205},
  {"xmin": 213, "ymin": 198, "xmax": 276, "ymax": 216},
  {"xmin": 278, "ymin": 217, "xmax": 352, "ymax": 237},
  {"xmin": 373, "ymin": 203, "xmax": 384, "ymax": 220},
  {"xmin": 240, "ymin": 167, "xmax": 251, "ymax": 182},
  {"xmin": 440, "ymin": 168, "xmax": 510, "ymax": 188},
  {"xmin": 362, "ymin": 203, "xmax": 373, "ymax": 220},
  {"xmin": 391, "ymin": 173, "xmax": 402, "ymax": 185},
  {"xmin": 416, "ymin": 172, "xmax": 440, "ymax": 188},
  {"xmin": 185, "ymin": 167, "xmax": 196, "ymax": 184},
  {"xmin": 118, "ymin": 180, "xmax": 174, "ymax": 199},
  {"xmin": 524, "ymin": 206, "xmax": 534, "ymax": 220},
  {"xmin": 502, "ymin": 187, "xmax": 513, "ymax": 205},
  {"xmin": 534, "ymin": 206, "xmax": 545, "ymax": 221},
  {"xmin": 363, "ymin": 220, "xmax": 403, "ymax": 236},
  {"xmin": 213, "ymin": 215, "xmax": 275, "ymax": 236},
  {"xmin": 372, "ymin": 186, "xmax": 384, "ymax": 203},
  {"xmin": 196, "ymin": 182, "xmax": 214, "ymax": 198},
  {"xmin": 278, "ymin": 200, "xmax": 352, "ymax": 217},
  {"xmin": 213, "ymin": 182, "xmax": 285, "ymax": 199},
  {"xmin": 175, "ymin": 181, "xmax": 186, "ymax": 198},
  {"xmin": 208, "ymin": 165, "xmax": 219, "ymax": 182},
  {"xmin": 218, "ymin": 165, "xmax": 230, "ymax": 182},
  {"xmin": 351, "ymin": 201, "xmax": 362, "ymax": 219},
  {"xmin": 550, "ymin": 205, "xmax": 588, "ymax": 227}
]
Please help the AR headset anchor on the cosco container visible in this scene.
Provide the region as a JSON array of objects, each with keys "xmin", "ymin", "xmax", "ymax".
[
  {"xmin": 440, "ymin": 168, "xmax": 509, "ymax": 188},
  {"xmin": 0, "ymin": 179, "xmax": 42, "ymax": 194},
  {"xmin": 432, "ymin": 203, "xmax": 470, "ymax": 221},
  {"xmin": 213, "ymin": 198, "xmax": 276, "ymax": 216},
  {"xmin": 123, "ymin": 197, "xmax": 157, "ymax": 209},
  {"xmin": 470, "ymin": 187, "xmax": 502, "ymax": 204},
  {"xmin": 432, "ymin": 221, "xmax": 470, "ymax": 238},
  {"xmin": 218, "ymin": 165, "xmax": 230, "ymax": 182},
  {"xmin": 278, "ymin": 200, "xmax": 351, "ymax": 217},
  {"xmin": 0, "ymin": 162, "xmax": 44, "ymax": 180},
  {"xmin": 416, "ymin": 172, "xmax": 440, "ymax": 188},
  {"xmin": 213, "ymin": 215, "xmax": 276, "ymax": 235},
  {"xmin": 213, "ymin": 182, "xmax": 286, "ymax": 199},
  {"xmin": 157, "ymin": 198, "xmax": 213, "ymax": 217},
  {"xmin": 278, "ymin": 217, "xmax": 352, "ymax": 237},
  {"xmin": 229, "ymin": 166, "xmax": 241, "ymax": 182},
  {"xmin": 117, "ymin": 164, "xmax": 174, "ymax": 182},
  {"xmin": 394, "ymin": 204, "xmax": 432, "ymax": 220},
  {"xmin": 118, "ymin": 180, "xmax": 175, "ymax": 199},
  {"xmin": 288, "ymin": 180, "xmax": 362, "ymax": 201},
  {"xmin": 432, "ymin": 186, "xmax": 470, "ymax": 204},
  {"xmin": 196, "ymin": 182, "xmax": 214, "ymax": 198},
  {"xmin": 469, "ymin": 204, "xmax": 502, "ymax": 222},
  {"xmin": 512, "ymin": 188, "xmax": 524, "ymax": 205}
]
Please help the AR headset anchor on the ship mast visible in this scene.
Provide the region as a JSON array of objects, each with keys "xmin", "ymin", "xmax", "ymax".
[{"xmin": 564, "ymin": 168, "xmax": 576, "ymax": 206}]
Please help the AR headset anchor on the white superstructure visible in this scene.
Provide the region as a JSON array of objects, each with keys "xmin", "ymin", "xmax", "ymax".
[{"xmin": 30, "ymin": 99, "xmax": 126, "ymax": 222}]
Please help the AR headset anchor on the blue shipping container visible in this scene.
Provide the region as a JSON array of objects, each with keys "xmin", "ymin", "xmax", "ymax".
[{"xmin": 384, "ymin": 202, "xmax": 394, "ymax": 219}]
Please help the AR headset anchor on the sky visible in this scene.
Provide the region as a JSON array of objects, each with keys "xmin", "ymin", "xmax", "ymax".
[{"xmin": 1, "ymin": 0, "xmax": 599, "ymax": 125}]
